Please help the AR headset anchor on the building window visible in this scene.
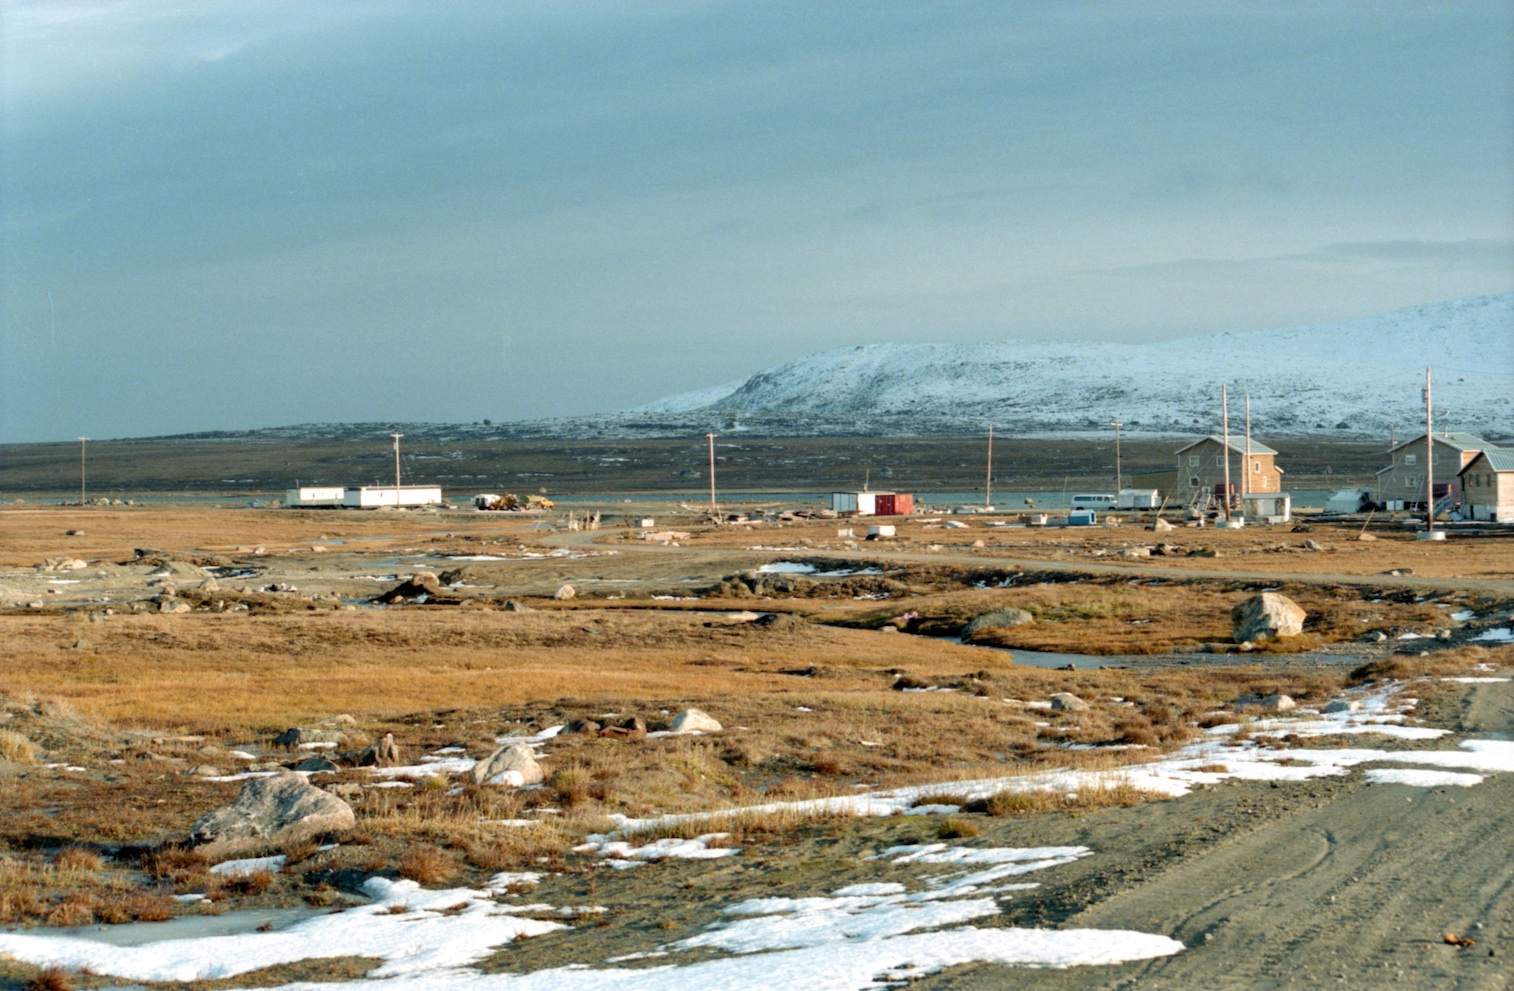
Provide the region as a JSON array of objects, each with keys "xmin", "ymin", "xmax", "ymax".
[
  {"xmin": 1253, "ymin": 461, "xmax": 1261, "ymax": 473},
  {"xmin": 1189, "ymin": 477, "xmax": 1200, "ymax": 487},
  {"xmin": 1189, "ymin": 455, "xmax": 1200, "ymax": 467},
  {"xmin": 1404, "ymin": 477, "xmax": 1416, "ymax": 489},
  {"xmin": 1405, "ymin": 454, "xmax": 1417, "ymax": 466},
  {"xmin": 1215, "ymin": 456, "xmax": 1223, "ymax": 466}
]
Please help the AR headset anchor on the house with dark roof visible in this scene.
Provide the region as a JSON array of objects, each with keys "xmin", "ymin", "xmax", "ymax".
[
  {"xmin": 1373, "ymin": 432, "xmax": 1488, "ymax": 511},
  {"xmin": 1459, "ymin": 447, "xmax": 1513, "ymax": 522},
  {"xmin": 1172, "ymin": 435, "xmax": 1282, "ymax": 510}
]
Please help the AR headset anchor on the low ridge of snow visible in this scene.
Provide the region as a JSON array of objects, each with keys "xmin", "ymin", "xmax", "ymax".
[
  {"xmin": 634, "ymin": 293, "xmax": 1514, "ymax": 438},
  {"xmin": 630, "ymin": 379, "xmax": 748, "ymax": 414}
]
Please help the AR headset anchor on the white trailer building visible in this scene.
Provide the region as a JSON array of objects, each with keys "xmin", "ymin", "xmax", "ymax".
[
  {"xmin": 343, "ymin": 486, "xmax": 444, "ymax": 509},
  {"xmin": 284, "ymin": 486, "xmax": 346, "ymax": 508}
]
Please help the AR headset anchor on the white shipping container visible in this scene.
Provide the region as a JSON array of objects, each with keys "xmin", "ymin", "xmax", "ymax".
[
  {"xmin": 344, "ymin": 486, "xmax": 444, "ymax": 509},
  {"xmin": 285, "ymin": 486, "xmax": 346, "ymax": 508},
  {"xmin": 1117, "ymin": 489, "xmax": 1160, "ymax": 509}
]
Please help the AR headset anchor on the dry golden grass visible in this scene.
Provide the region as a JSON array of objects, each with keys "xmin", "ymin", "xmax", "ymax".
[
  {"xmin": 1349, "ymin": 644, "xmax": 1512, "ymax": 684},
  {"xmin": 828, "ymin": 580, "xmax": 1457, "ymax": 654},
  {"xmin": 0, "ymin": 609, "xmax": 994, "ymax": 726},
  {"xmin": 0, "ymin": 852, "xmax": 175, "ymax": 927},
  {"xmin": 398, "ymin": 845, "xmax": 457, "ymax": 885},
  {"xmin": 678, "ymin": 514, "xmax": 1514, "ymax": 581},
  {"xmin": 0, "ymin": 729, "xmax": 39, "ymax": 763},
  {"xmin": 23, "ymin": 966, "xmax": 74, "ymax": 991},
  {"xmin": 0, "ymin": 506, "xmax": 542, "ymax": 568}
]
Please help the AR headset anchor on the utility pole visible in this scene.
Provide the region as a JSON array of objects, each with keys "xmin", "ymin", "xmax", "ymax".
[
  {"xmin": 1109, "ymin": 420, "xmax": 1123, "ymax": 493},
  {"xmin": 1243, "ymin": 393, "xmax": 1251, "ymax": 499},
  {"xmin": 984, "ymin": 423, "xmax": 994, "ymax": 508},
  {"xmin": 78, "ymin": 437, "xmax": 88, "ymax": 506},
  {"xmin": 1424, "ymin": 369, "xmax": 1434, "ymax": 536},
  {"xmin": 390, "ymin": 433, "xmax": 404, "ymax": 508},
  {"xmin": 706, "ymin": 433, "xmax": 717, "ymax": 512},
  {"xmin": 1221, "ymin": 384, "xmax": 1232, "ymax": 523}
]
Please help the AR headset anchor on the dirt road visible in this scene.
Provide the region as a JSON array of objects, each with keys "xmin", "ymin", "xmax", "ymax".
[{"xmin": 920, "ymin": 676, "xmax": 1514, "ymax": 990}]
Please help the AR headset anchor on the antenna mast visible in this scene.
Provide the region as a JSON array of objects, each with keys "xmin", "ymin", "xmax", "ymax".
[
  {"xmin": 390, "ymin": 433, "xmax": 403, "ymax": 507},
  {"xmin": 706, "ymin": 433, "xmax": 717, "ymax": 512},
  {"xmin": 984, "ymin": 424, "xmax": 994, "ymax": 509},
  {"xmin": 1243, "ymin": 394, "xmax": 1251, "ymax": 499},
  {"xmin": 1221, "ymin": 384, "xmax": 1232, "ymax": 523},
  {"xmin": 1424, "ymin": 369, "xmax": 1434, "ymax": 535}
]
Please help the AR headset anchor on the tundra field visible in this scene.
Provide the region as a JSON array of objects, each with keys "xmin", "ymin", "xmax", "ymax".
[{"xmin": 0, "ymin": 489, "xmax": 1512, "ymax": 990}]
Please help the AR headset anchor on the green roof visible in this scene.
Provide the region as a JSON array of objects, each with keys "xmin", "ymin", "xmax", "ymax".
[
  {"xmin": 1465, "ymin": 447, "xmax": 1514, "ymax": 473},
  {"xmin": 1389, "ymin": 431, "xmax": 1488, "ymax": 454},
  {"xmin": 1175, "ymin": 435, "xmax": 1279, "ymax": 457}
]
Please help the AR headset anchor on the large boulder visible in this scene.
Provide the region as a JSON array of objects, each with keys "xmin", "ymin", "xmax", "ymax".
[
  {"xmin": 471, "ymin": 743, "xmax": 544, "ymax": 786},
  {"xmin": 191, "ymin": 772, "xmax": 354, "ymax": 844},
  {"xmin": 961, "ymin": 608, "xmax": 1035, "ymax": 640},
  {"xmin": 1231, "ymin": 593, "xmax": 1307, "ymax": 641},
  {"xmin": 1049, "ymin": 692, "xmax": 1089, "ymax": 712},
  {"xmin": 375, "ymin": 573, "xmax": 441, "ymax": 604},
  {"xmin": 669, "ymin": 709, "xmax": 722, "ymax": 733}
]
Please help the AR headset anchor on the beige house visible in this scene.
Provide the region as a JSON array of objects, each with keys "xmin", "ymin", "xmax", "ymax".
[
  {"xmin": 1459, "ymin": 448, "xmax": 1514, "ymax": 522},
  {"xmin": 1373, "ymin": 432, "xmax": 1487, "ymax": 511},
  {"xmin": 1172, "ymin": 436, "xmax": 1282, "ymax": 510}
]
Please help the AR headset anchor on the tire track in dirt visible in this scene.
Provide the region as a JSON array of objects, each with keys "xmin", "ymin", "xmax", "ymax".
[{"xmin": 923, "ymin": 677, "xmax": 1514, "ymax": 990}]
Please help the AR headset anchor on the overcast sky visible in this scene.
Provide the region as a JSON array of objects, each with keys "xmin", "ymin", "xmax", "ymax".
[{"xmin": 3, "ymin": 1, "xmax": 1511, "ymax": 443}]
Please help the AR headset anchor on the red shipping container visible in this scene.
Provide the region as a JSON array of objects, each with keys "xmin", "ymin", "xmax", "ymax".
[{"xmin": 874, "ymin": 493, "xmax": 914, "ymax": 516}]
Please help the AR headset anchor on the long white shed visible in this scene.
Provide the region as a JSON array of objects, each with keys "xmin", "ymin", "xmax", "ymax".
[
  {"xmin": 284, "ymin": 486, "xmax": 346, "ymax": 508},
  {"xmin": 343, "ymin": 486, "xmax": 444, "ymax": 509}
]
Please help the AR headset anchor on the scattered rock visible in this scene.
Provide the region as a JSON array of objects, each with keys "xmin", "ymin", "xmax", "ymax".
[
  {"xmin": 471, "ymin": 742, "xmax": 544, "ymax": 786},
  {"xmin": 1049, "ymin": 692, "xmax": 1089, "ymax": 712},
  {"xmin": 159, "ymin": 600, "xmax": 192, "ymax": 614},
  {"xmin": 961, "ymin": 608, "xmax": 1035, "ymax": 640},
  {"xmin": 1303, "ymin": 539, "xmax": 1325, "ymax": 552},
  {"xmin": 1150, "ymin": 518, "xmax": 1175, "ymax": 532},
  {"xmin": 186, "ymin": 765, "xmax": 224, "ymax": 777},
  {"xmin": 353, "ymin": 733, "xmax": 401, "ymax": 767},
  {"xmin": 1122, "ymin": 547, "xmax": 1151, "ymax": 559},
  {"xmin": 1357, "ymin": 533, "xmax": 1377, "ymax": 542},
  {"xmin": 272, "ymin": 727, "xmax": 347, "ymax": 748},
  {"xmin": 553, "ymin": 584, "xmax": 576, "ymax": 600},
  {"xmin": 1324, "ymin": 699, "xmax": 1363, "ymax": 713},
  {"xmin": 375, "ymin": 573, "xmax": 441, "ymax": 604},
  {"xmin": 1232, "ymin": 592, "xmax": 1306, "ymax": 641},
  {"xmin": 291, "ymin": 756, "xmax": 341, "ymax": 773},
  {"xmin": 502, "ymin": 600, "xmax": 533, "ymax": 612},
  {"xmin": 1188, "ymin": 547, "xmax": 1222, "ymax": 558},
  {"xmin": 1235, "ymin": 693, "xmax": 1296, "ymax": 713},
  {"xmin": 191, "ymin": 771, "xmax": 355, "ymax": 844},
  {"xmin": 669, "ymin": 708, "xmax": 723, "ymax": 733},
  {"xmin": 563, "ymin": 719, "xmax": 602, "ymax": 736},
  {"xmin": 42, "ymin": 558, "xmax": 89, "ymax": 572},
  {"xmin": 599, "ymin": 716, "xmax": 647, "ymax": 740}
]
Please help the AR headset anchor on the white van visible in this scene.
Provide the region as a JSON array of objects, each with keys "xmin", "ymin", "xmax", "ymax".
[{"xmin": 1071, "ymin": 493, "xmax": 1118, "ymax": 511}]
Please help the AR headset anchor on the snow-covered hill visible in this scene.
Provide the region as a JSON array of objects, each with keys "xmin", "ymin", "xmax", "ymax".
[{"xmin": 630, "ymin": 293, "xmax": 1513, "ymax": 439}]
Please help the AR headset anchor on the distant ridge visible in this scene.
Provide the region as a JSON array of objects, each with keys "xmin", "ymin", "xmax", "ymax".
[
  {"xmin": 626, "ymin": 292, "xmax": 1513, "ymax": 439},
  {"xmin": 124, "ymin": 294, "xmax": 1514, "ymax": 444}
]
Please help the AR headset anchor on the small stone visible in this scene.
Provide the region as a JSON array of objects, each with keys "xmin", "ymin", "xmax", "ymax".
[{"xmin": 670, "ymin": 708, "xmax": 723, "ymax": 733}]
